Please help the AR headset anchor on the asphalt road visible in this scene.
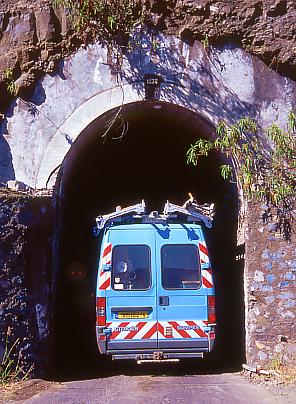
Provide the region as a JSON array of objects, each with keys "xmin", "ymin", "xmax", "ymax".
[{"xmin": 5, "ymin": 373, "xmax": 293, "ymax": 404}]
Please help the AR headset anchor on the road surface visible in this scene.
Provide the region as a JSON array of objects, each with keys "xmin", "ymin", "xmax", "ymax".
[{"xmin": 3, "ymin": 372, "xmax": 295, "ymax": 404}]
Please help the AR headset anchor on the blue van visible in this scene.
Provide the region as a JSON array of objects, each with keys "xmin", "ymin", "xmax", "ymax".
[{"xmin": 94, "ymin": 199, "xmax": 215, "ymax": 362}]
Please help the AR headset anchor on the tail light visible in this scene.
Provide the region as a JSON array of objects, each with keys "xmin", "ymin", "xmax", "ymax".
[
  {"xmin": 209, "ymin": 331, "xmax": 215, "ymax": 339},
  {"xmin": 207, "ymin": 295, "xmax": 216, "ymax": 324},
  {"xmin": 97, "ymin": 297, "xmax": 106, "ymax": 326}
]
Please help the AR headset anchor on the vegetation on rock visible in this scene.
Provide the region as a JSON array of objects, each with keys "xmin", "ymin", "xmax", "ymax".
[
  {"xmin": 52, "ymin": 0, "xmax": 143, "ymax": 41},
  {"xmin": 0, "ymin": 329, "xmax": 32, "ymax": 385},
  {"xmin": 187, "ymin": 112, "xmax": 296, "ymax": 238}
]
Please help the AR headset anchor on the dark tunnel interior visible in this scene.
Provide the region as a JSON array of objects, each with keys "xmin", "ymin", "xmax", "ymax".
[{"xmin": 51, "ymin": 101, "xmax": 245, "ymax": 380}]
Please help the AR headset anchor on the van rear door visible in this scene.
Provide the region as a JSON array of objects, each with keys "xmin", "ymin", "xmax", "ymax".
[
  {"xmin": 155, "ymin": 224, "xmax": 210, "ymax": 349},
  {"xmin": 105, "ymin": 226, "xmax": 158, "ymax": 351}
]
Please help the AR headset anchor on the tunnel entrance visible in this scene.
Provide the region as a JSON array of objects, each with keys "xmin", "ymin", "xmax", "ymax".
[{"xmin": 51, "ymin": 101, "xmax": 244, "ymax": 379}]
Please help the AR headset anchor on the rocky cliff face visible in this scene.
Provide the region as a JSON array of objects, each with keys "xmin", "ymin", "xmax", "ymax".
[
  {"xmin": 172, "ymin": 1, "xmax": 295, "ymax": 75},
  {"xmin": 0, "ymin": 191, "xmax": 52, "ymax": 376},
  {"xmin": 0, "ymin": 0, "xmax": 295, "ymax": 113}
]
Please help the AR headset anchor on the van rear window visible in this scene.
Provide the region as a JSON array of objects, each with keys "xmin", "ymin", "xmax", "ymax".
[
  {"xmin": 161, "ymin": 244, "xmax": 201, "ymax": 289},
  {"xmin": 112, "ymin": 245, "xmax": 151, "ymax": 291}
]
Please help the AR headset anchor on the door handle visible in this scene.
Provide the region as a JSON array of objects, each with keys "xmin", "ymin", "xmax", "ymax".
[{"xmin": 159, "ymin": 296, "xmax": 169, "ymax": 306}]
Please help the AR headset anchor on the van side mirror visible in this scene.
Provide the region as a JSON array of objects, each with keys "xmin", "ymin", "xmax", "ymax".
[
  {"xmin": 93, "ymin": 227, "xmax": 100, "ymax": 237},
  {"xmin": 102, "ymin": 263, "xmax": 112, "ymax": 272}
]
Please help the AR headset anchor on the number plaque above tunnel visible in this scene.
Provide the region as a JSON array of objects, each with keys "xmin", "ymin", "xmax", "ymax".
[{"xmin": 143, "ymin": 74, "xmax": 164, "ymax": 100}]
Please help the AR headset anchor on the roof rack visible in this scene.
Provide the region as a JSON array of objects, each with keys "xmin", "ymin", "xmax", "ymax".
[
  {"xmin": 95, "ymin": 200, "xmax": 146, "ymax": 230},
  {"xmin": 94, "ymin": 196, "xmax": 214, "ymax": 235},
  {"xmin": 163, "ymin": 200, "xmax": 214, "ymax": 228}
]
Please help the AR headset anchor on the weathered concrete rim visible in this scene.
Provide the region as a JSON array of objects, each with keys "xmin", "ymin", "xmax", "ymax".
[
  {"xmin": 35, "ymin": 83, "xmax": 219, "ymax": 189},
  {"xmin": 36, "ymin": 84, "xmax": 142, "ymax": 188}
]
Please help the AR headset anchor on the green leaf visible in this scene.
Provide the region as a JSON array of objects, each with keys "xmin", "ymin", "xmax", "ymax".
[
  {"xmin": 108, "ymin": 15, "xmax": 116, "ymax": 30},
  {"xmin": 216, "ymin": 121, "xmax": 227, "ymax": 138},
  {"xmin": 288, "ymin": 110, "xmax": 296, "ymax": 132},
  {"xmin": 186, "ymin": 113, "xmax": 295, "ymax": 234},
  {"xmin": 220, "ymin": 164, "xmax": 233, "ymax": 180}
]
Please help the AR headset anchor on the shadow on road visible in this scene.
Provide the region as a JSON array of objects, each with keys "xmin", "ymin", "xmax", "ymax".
[{"xmin": 49, "ymin": 348, "xmax": 243, "ymax": 382}]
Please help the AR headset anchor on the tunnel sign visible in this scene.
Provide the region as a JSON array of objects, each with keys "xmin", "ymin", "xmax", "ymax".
[{"xmin": 144, "ymin": 74, "xmax": 163, "ymax": 100}]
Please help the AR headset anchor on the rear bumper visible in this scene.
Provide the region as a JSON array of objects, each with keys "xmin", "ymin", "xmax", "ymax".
[
  {"xmin": 97, "ymin": 328, "xmax": 215, "ymax": 359},
  {"xmin": 107, "ymin": 338, "xmax": 210, "ymax": 350},
  {"xmin": 109, "ymin": 348, "xmax": 206, "ymax": 361}
]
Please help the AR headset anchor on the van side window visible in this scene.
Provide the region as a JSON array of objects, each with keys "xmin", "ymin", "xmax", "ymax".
[
  {"xmin": 112, "ymin": 245, "xmax": 151, "ymax": 291},
  {"xmin": 161, "ymin": 244, "xmax": 201, "ymax": 289}
]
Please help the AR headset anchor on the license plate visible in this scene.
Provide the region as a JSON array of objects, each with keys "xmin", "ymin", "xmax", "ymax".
[{"xmin": 117, "ymin": 311, "xmax": 148, "ymax": 319}]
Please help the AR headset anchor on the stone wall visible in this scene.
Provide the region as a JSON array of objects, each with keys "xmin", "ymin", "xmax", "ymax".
[
  {"xmin": 245, "ymin": 202, "xmax": 296, "ymax": 366},
  {"xmin": 0, "ymin": 191, "xmax": 52, "ymax": 377}
]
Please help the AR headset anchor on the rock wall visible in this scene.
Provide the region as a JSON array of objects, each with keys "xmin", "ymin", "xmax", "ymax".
[
  {"xmin": 0, "ymin": 191, "xmax": 52, "ymax": 377},
  {"xmin": 245, "ymin": 202, "xmax": 296, "ymax": 366}
]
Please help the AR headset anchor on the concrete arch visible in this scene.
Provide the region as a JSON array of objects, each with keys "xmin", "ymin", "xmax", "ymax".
[
  {"xmin": 33, "ymin": 36, "xmax": 259, "ymax": 189},
  {"xmin": 36, "ymin": 84, "xmax": 142, "ymax": 188},
  {"xmin": 36, "ymin": 58, "xmax": 232, "ymax": 190},
  {"xmin": 36, "ymin": 80, "xmax": 221, "ymax": 189}
]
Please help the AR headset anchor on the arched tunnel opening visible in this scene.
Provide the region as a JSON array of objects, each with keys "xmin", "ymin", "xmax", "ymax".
[{"xmin": 51, "ymin": 101, "xmax": 245, "ymax": 380}]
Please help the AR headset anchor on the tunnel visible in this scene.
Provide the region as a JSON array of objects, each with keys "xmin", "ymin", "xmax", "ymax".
[{"xmin": 51, "ymin": 101, "xmax": 245, "ymax": 379}]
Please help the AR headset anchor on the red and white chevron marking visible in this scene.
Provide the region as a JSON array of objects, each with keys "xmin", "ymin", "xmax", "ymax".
[
  {"xmin": 158, "ymin": 320, "xmax": 207, "ymax": 339},
  {"xmin": 202, "ymin": 268, "xmax": 213, "ymax": 288},
  {"xmin": 98, "ymin": 242, "xmax": 112, "ymax": 290},
  {"xmin": 199, "ymin": 241, "xmax": 209, "ymax": 264},
  {"xmin": 106, "ymin": 320, "xmax": 208, "ymax": 340},
  {"xmin": 106, "ymin": 321, "xmax": 157, "ymax": 340},
  {"xmin": 198, "ymin": 241, "xmax": 213, "ymax": 288}
]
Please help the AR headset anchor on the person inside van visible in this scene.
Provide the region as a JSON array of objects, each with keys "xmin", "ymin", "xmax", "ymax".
[
  {"xmin": 112, "ymin": 245, "xmax": 150, "ymax": 290},
  {"xmin": 114, "ymin": 257, "xmax": 135, "ymax": 289}
]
